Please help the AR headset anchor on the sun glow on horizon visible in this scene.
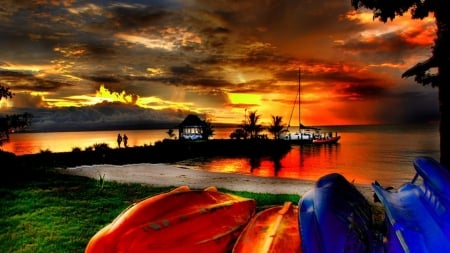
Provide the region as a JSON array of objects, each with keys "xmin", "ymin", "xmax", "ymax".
[{"xmin": 228, "ymin": 93, "xmax": 262, "ymax": 106}]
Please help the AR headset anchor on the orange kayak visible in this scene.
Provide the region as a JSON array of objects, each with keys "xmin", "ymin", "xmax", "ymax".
[
  {"xmin": 85, "ymin": 186, "xmax": 256, "ymax": 253},
  {"xmin": 232, "ymin": 201, "xmax": 301, "ymax": 253}
]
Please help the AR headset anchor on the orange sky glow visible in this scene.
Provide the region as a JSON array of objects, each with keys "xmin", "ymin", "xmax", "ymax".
[{"xmin": 0, "ymin": 1, "xmax": 439, "ymax": 131}]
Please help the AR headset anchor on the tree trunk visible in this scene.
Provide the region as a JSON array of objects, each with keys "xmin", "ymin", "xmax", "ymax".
[
  {"xmin": 439, "ymin": 67, "xmax": 450, "ymax": 169},
  {"xmin": 435, "ymin": 2, "xmax": 450, "ymax": 169}
]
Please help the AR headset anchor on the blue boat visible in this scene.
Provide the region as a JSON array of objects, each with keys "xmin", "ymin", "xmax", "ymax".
[
  {"xmin": 372, "ymin": 156, "xmax": 450, "ymax": 253},
  {"xmin": 299, "ymin": 173, "xmax": 383, "ymax": 253}
]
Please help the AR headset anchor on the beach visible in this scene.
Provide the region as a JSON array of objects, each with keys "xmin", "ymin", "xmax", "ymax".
[{"xmin": 59, "ymin": 163, "xmax": 376, "ymax": 201}]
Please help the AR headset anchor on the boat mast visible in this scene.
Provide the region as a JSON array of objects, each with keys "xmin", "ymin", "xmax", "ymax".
[{"xmin": 298, "ymin": 68, "xmax": 301, "ymax": 132}]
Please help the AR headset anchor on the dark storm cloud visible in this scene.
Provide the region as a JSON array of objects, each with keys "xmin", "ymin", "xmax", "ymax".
[
  {"xmin": 192, "ymin": 0, "xmax": 351, "ymax": 35},
  {"xmin": 84, "ymin": 75, "xmax": 121, "ymax": 84},
  {"xmin": 373, "ymin": 90, "xmax": 439, "ymax": 124},
  {"xmin": 317, "ymin": 70, "xmax": 389, "ymax": 101},
  {"xmin": 0, "ymin": 70, "xmax": 72, "ymax": 92},
  {"xmin": 170, "ymin": 65, "xmax": 200, "ymax": 77},
  {"xmin": 0, "ymin": 31, "xmax": 59, "ymax": 64},
  {"xmin": 202, "ymin": 27, "xmax": 230, "ymax": 35},
  {"xmin": 164, "ymin": 65, "xmax": 232, "ymax": 88},
  {"xmin": 15, "ymin": 102, "xmax": 190, "ymax": 132},
  {"xmin": 317, "ymin": 70, "xmax": 384, "ymax": 85},
  {"xmin": 273, "ymin": 65, "xmax": 388, "ymax": 101},
  {"xmin": 9, "ymin": 93, "xmax": 47, "ymax": 108},
  {"xmin": 336, "ymin": 83, "xmax": 386, "ymax": 101},
  {"xmin": 337, "ymin": 31, "xmax": 423, "ymax": 64},
  {"xmin": 107, "ymin": 4, "xmax": 171, "ymax": 30},
  {"xmin": 83, "ymin": 43, "xmax": 117, "ymax": 57}
]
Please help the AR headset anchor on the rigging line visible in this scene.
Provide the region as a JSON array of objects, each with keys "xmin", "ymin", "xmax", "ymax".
[
  {"xmin": 287, "ymin": 87, "xmax": 298, "ymax": 128},
  {"xmin": 287, "ymin": 68, "xmax": 301, "ymax": 128}
]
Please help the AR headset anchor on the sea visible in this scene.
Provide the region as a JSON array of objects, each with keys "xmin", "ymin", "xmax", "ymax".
[{"xmin": 1, "ymin": 123, "xmax": 440, "ymax": 188}]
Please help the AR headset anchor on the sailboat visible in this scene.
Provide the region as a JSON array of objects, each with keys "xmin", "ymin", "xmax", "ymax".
[{"xmin": 280, "ymin": 68, "xmax": 341, "ymax": 145}]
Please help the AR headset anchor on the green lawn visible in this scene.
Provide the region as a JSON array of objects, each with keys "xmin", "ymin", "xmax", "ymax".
[{"xmin": 0, "ymin": 169, "xmax": 300, "ymax": 253}]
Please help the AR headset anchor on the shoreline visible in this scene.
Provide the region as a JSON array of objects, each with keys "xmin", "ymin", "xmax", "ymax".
[{"xmin": 59, "ymin": 163, "xmax": 376, "ymax": 201}]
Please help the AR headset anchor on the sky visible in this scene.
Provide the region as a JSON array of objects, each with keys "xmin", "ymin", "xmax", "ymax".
[{"xmin": 0, "ymin": 0, "xmax": 440, "ymax": 131}]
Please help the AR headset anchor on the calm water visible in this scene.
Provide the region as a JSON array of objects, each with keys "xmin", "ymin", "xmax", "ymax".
[{"xmin": 1, "ymin": 124, "xmax": 440, "ymax": 187}]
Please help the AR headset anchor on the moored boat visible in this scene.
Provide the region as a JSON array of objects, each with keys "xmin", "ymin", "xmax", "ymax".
[
  {"xmin": 280, "ymin": 126, "xmax": 314, "ymax": 144},
  {"xmin": 85, "ymin": 186, "xmax": 256, "ymax": 253},
  {"xmin": 282, "ymin": 68, "xmax": 341, "ymax": 145},
  {"xmin": 232, "ymin": 201, "xmax": 301, "ymax": 253}
]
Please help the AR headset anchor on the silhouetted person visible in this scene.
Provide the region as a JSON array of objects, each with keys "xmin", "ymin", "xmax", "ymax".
[
  {"xmin": 117, "ymin": 133, "xmax": 122, "ymax": 148},
  {"xmin": 123, "ymin": 134, "xmax": 128, "ymax": 148}
]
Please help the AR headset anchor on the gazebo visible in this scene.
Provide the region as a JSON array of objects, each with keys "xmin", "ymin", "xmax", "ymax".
[{"xmin": 178, "ymin": 114, "xmax": 207, "ymax": 140}]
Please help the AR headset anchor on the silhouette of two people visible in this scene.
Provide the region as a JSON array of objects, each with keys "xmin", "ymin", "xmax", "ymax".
[{"xmin": 117, "ymin": 133, "xmax": 128, "ymax": 148}]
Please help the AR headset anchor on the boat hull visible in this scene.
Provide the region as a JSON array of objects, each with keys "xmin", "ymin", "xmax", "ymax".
[
  {"xmin": 232, "ymin": 201, "xmax": 301, "ymax": 253},
  {"xmin": 85, "ymin": 186, "xmax": 256, "ymax": 253},
  {"xmin": 312, "ymin": 136, "xmax": 341, "ymax": 144},
  {"xmin": 299, "ymin": 173, "xmax": 377, "ymax": 253},
  {"xmin": 280, "ymin": 133, "xmax": 313, "ymax": 145}
]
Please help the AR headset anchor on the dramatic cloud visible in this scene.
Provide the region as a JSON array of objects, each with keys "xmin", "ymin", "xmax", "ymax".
[{"xmin": 0, "ymin": 0, "xmax": 439, "ymax": 130}]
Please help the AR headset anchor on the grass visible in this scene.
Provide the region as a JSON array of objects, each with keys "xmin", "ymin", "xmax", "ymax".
[
  {"xmin": 0, "ymin": 169, "xmax": 300, "ymax": 253},
  {"xmin": 220, "ymin": 188, "xmax": 300, "ymax": 208}
]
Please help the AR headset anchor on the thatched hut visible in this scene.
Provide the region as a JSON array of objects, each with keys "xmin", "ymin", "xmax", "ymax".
[{"xmin": 178, "ymin": 114, "xmax": 207, "ymax": 140}]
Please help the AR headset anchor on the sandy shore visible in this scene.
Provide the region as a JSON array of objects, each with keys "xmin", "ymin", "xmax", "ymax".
[{"xmin": 59, "ymin": 163, "xmax": 375, "ymax": 200}]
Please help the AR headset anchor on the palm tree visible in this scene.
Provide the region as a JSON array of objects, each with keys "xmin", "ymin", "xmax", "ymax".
[
  {"xmin": 201, "ymin": 119, "xmax": 214, "ymax": 140},
  {"xmin": 0, "ymin": 85, "xmax": 12, "ymax": 100},
  {"xmin": 268, "ymin": 115, "xmax": 287, "ymax": 140},
  {"xmin": 244, "ymin": 111, "xmax": 264, "ymax": 139},
  {"xmin": 351, "ymin": 0, "xmax": 450, "ymax": 168},
  {"xmin": 0, "ymin": 85, "xmax": 32, "ymax": 145},
  {"xmin": 166, "ymin": 128, "xmax": 176, "ymax": 139}
]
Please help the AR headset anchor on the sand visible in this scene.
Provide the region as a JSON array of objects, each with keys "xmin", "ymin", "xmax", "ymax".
[{"xmin": 59, "ymin": 163, "xmax": 375, "ymax": 200}]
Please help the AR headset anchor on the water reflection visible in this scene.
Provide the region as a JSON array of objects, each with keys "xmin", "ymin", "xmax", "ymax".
[
  {"xmin": 248, "ymin": 149, "xmax": 286, "ymax": 176},
  {"xmin": 1, "ymin": 124, "xmax": 440, "ymax": 187},
  {"xmin": 267, "ymin": 144, "xmax": 341, "ymax": 180},
  {"xmin": 180, "ymin": 144, "xmax": 342, "ymax": 182}
]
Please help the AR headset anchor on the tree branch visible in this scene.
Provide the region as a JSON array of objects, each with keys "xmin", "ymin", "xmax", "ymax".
[{"xmin": 402, "ymin": 56, "xmax": 437, "ymax": 78}]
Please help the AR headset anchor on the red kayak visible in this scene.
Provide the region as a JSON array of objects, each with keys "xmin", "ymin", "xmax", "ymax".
[
  {"xmin": 85, "ymin": 186, "xmax": 256, "ymax": 253},
  {"xmin": 232, "ymin": 201, "xmax": 301, "ymax": 253}
]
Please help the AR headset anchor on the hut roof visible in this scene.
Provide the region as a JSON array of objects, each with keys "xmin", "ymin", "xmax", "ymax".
[{"xmin": 179, "ymin": 114, "xmax": 205, "ymax": 127}]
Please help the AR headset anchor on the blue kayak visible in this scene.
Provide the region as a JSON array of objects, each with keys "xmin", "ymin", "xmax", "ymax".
[
  {"xmin": 372, "ymin": 156, "xmax": 450, "ymax": 253},
  {"xmin": 299, "ymin": 173, "xmax": 383, "ymax": 253}
]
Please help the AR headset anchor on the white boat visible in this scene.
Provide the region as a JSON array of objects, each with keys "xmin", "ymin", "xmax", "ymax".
[
  {"xmin": 281, "ymin": 68, "xmax": 341, "ymax": 145},
  {"xmin": 280, "ymin": 125, "xmax": 314, "ymax": 143}
]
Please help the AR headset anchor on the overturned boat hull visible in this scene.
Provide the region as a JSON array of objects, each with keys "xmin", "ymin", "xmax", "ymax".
[
  {"xmin": 85, "ymin": 186, "xmax": 256, "ymax": 253},
  {"xmin": 232, "ymin": 201, "xmax": 301, "ymax": 253},
  {"xmin": 299, "ymin": 173, "xmax": 380, "ymax": 253}
]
